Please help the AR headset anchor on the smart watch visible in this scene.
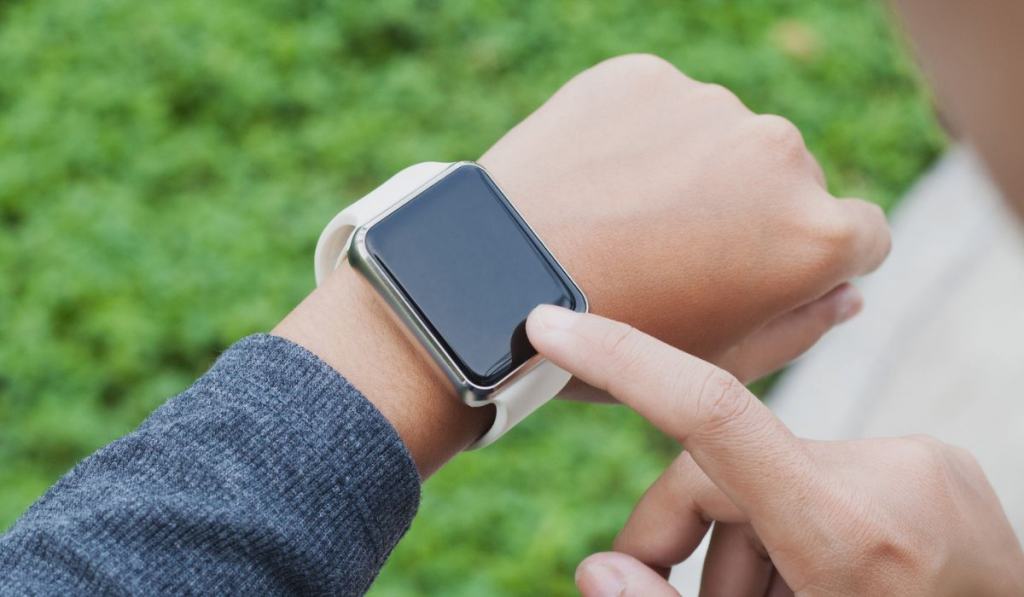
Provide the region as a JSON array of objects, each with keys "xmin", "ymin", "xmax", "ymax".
[{"xmin": 314, "ymin": 161, "xmax": 588, "ymax": 449}]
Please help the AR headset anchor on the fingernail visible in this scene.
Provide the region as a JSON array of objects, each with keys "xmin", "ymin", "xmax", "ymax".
[
  {"xmin": 530, "ymin": 304, "xmax": 580, "ymax": 333},
  {"xmin": 576, "ymin": 560, "xmax": 625, "ymax": 597},
  {"xmin": 834, "ymin": 285, "xmax": 863, "ymax": 323}
]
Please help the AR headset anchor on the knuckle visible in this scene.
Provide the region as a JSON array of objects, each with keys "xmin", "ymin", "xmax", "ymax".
[
  {"xmin": 663, "ymin": 453, "xmax": 707, "ymax": 513},
  {"xmin": 597, "ymin": 321, "xmax": 646, "ymax": 381},
  {"xmin": 669, "ymin": 451, "xmax": 699, "ymax": 480},
  {"xmin": 943, "ymin": 444, "xmax": 989, "ymax": 487},
  {"xmin": 579, "ymin": 54, "xmax": 692, "ymax": 106},
  {"xmin": 853, "ymin": 520, "xmax": 928, "ymax": 584},
  {"xmin": 863, "ymin": 200, "xmax": 886, "ymax": 223},
  {"xmin": 599, "ymin": 320, "xmax": 639, "ymax": 357},
  {"xmin": 610, "ymin": 52, "xmax": 683, "ymax": 81},
  {"xmin": 815, "ymin": 480, "xmax": 935, "ymax": 593},
  {"xmin": 588, "ymin": 53, "xmax": 684, "ymax": 89},
  {"xmin": 748, "ymin": 114, "xmax": 808, "ymax": 161},
  {"xmin": 799, "ymin": 206, "xmax": 860, "ymax": 273},
  {"xmin": 950, "ymin": 445, "xmax": 983, "ymax": 476},
  {"xmin": 822, "ymin": 497, "xmax": 930, "ymax": 591},
  {"xmin": 816, "ymin": 208, "xmax": 858, "ymax": 250},
  {"xmin": 571, "ymin": 54, "xmax": 678, "ymax": 93},
  {"xmin": 861, "ymin": 202, "xmax": 892, "ymax": 258},
  {"xmin": 692, "ymin": 368, "xmax": 751, "ymax": 434},
  {"xmin": 905, "ymin": 434, "xmax": 946, "ymax": 460},
  {"xmin": 690, "ymin": 82, "xmax": 741, "ymax": 108},
  {"xmin": 900, "ymin": 435, "xmax": 951, "ymax": 480}
]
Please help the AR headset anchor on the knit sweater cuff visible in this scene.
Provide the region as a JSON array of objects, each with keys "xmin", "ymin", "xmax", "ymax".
[{"xmin": 195, "ymin": 333, "xmax": 423, "ymax": 556}]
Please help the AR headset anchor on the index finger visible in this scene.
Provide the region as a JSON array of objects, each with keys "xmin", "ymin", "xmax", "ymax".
[{"xmin": 527, "ymin": 306, "xmax": 818, "ymax": 524}]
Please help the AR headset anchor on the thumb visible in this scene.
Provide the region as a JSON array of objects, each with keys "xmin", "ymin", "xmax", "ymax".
[{"xmin": 577, "ymin": 552, "xmax": 679, "ymax": 597}]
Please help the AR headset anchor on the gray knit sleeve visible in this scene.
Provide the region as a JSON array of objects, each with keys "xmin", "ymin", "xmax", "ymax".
[{"xmin": 0, "ymin": 334, "xmax": 421, "ymax": 596}]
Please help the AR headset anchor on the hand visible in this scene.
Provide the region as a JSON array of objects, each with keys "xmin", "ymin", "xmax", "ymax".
[
  {"xmin": 276, "ymin": 54, "xmax": 890, "ymax": 477},
  {"xmin": 526, "ymin": 306, "xmax": 1024, "ymax": 596},
  {"xmin": 481, "ymin": 54, "xmax": 889, "ymax": 392}
]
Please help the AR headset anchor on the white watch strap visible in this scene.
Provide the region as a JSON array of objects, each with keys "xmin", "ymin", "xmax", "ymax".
[
  {"xmin": 313, "ymin": 162, "xmax": 573, "ymax": 449},
  {"xmin": 314, "ymin": 162, "xmax": 453, "ymax": 286},
  {"xmin": 466, "ymin": 359, "xmax": 572, "ymax": 449}
]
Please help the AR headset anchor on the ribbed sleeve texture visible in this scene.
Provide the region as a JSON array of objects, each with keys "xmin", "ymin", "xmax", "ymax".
[{"xmin": 0, "ymin": 334, "xmax": 421, "ymax": 596}]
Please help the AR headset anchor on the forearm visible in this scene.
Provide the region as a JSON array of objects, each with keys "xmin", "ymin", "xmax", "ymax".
[
  {"xmin": 0, "ymin": 334, "xmax": 421, "ymax": 595},
  {"xmin": 0, "ymin": 192, "xmax": 508, "ymax": 594}
]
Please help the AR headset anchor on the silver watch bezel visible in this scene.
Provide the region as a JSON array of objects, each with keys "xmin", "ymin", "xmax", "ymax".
[{"xmin": 347, "ymin": 161, "xmax": 588, "ymax": 407}]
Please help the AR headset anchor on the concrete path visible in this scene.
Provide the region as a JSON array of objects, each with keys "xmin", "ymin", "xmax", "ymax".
[{"xmin": 671, "ymin": 146, "xmax": 1024, "ymax": 592}]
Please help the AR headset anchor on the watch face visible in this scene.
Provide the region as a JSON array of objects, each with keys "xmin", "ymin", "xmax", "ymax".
[{"xmin": 362, "ymin": 163, "xmax": 586, "ymax": 389}]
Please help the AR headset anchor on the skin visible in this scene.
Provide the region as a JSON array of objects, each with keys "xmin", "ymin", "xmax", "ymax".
[
  {"xmin": 277, "ymin": 4, "xmax": 1024, "ymax": 586},
  {"xmin": 274, "ymin": 54, "xmax": 889, "ymax": 477},
  {"xmin": 889, "ymin": 0, "xmax": 1024, "ymax": 219},
  {"xmin": 524, "ymin": 306, "xmax": 1024, "ymax": 596}
]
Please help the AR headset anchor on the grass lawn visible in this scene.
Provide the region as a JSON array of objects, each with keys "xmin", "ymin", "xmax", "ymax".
[{"xmin": 0, "ymin": 0, "xmax": 943, "ymax": 594}]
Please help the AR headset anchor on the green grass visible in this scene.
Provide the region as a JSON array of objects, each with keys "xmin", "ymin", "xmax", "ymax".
[{"xmin": 0, "ymin": 0, "xmax": 943, "ymax": 594}]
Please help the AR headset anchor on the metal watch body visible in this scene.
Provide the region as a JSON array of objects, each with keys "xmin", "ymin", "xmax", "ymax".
[{"xmin": 314, "ymin": 161, "xmax": 587, "ymax": 447}]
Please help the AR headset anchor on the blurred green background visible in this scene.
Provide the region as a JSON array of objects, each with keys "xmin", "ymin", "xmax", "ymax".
[{"xmin": 0, "ymin": 0, "xmax": 943, "ymax": 594}]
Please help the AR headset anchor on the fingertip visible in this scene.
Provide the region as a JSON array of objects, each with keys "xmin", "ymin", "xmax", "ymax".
[
  {"xmin": 827, "ymin": 283, "xmax": 863, "ymax": 324},
  {"xmin": 527, "ymin": 303, "xmax": 578, "ymax": 329},
  {"xmin": 576, "ymin": 553, "xmax": 626, "ymax": 597},
  {"xmin": 525, "ymin": 304, "xmax": 579, "ymax": 349},
  {"xmin": 576, "ymin": 552, "xmax": 678, "ymax": 597}
]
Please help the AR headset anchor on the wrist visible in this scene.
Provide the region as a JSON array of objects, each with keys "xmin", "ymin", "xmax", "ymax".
[{"xmin": 273, "ymin": 263, "xmax": 492, "ymax": 477}]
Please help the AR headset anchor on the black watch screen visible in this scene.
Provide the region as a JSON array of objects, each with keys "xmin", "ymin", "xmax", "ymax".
[{"xmin": 363, "ymin": 163, "xmax": 586, "ymax": 387}]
